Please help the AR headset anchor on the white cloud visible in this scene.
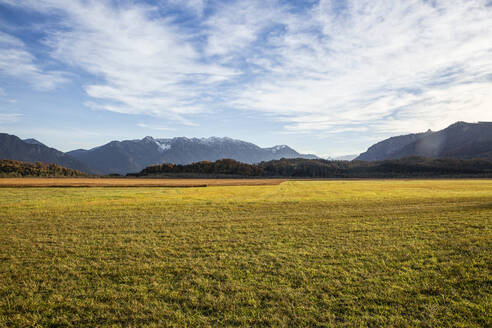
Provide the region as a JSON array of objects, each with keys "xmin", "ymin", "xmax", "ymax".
[
  {"xmin": 2, "ymin": 0, "xmax": 492, "ymax": 135},
  {"xmin": 228, "ymin": 0, "xmax": 492, "ymax": 134},
  {"xmin": 0, "ymin": 31, "xmax": 67, "ymax": 90},
  {"xmin": 204, "ymin": 0, "xmax": 287, "ymax": 56},
  {"xmin": 4, "ymin": 0, "xmax": 236, "ymax": 122},
  {"xmin": 0, "ymin": 113, "xmax": 22, "ymax": 123},
  {"xmin": 137, "ymin": 123, "xmax": 176, "ymax": 131}
]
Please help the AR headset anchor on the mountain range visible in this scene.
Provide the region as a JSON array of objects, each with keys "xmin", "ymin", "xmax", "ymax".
[
  {"xmin": 0, "ymin": 134, "xmax": 317, "ymax": 174},
  {"xmin": 67, "ymin": 136, "xmax": 318, "ymax": 174},
  {"xmin": 0, "ymin": 133, "xmax": 91, "ymax": 173},
  {"xmin": 356, "ymin": 121, "xmax": 492, "ymax": 161},
  {"xmin": 1, "ymin": 121, "xmax": 491, "ymax": 175}
]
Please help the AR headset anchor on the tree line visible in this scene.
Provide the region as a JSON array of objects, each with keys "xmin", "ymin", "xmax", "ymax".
[
  {"xmin": 0, "ymin": 160, "xmax": 88, "ymax": 177},
  {"xmin": 3, "ymin": 157, "xmax": 492, "ymax": 178},
  {"xmin": 134, "ymin": 157, "xmax": 492, "ymax": 178}
]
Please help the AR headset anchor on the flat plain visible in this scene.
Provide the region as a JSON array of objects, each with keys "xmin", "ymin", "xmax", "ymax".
[
  {"xmin": 0, "ymin": 180, "xmax": 491, "ymax": 327},
  {"xmin": 0, "ymin": 178, "xmax": 286, "ymax": 188}
]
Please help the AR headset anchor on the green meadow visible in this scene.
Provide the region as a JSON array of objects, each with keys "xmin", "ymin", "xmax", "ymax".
[{"xmin": 0, "ymin": 180, "xmax": 491, "ymax": 327}]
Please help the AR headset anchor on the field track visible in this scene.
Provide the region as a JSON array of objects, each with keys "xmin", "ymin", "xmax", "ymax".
[{"xmin": 0, "ymin": 178, "xmax": 286, "ymax": 187}]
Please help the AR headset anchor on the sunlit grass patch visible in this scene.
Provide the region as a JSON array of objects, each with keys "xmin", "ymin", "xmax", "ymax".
[{"xmin": 0, "ymin": 180, "xmax": 491, "ymax": 327}]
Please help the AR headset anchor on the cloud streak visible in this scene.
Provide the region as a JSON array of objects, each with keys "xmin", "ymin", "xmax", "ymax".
[
  {"xmin": 137, "ymin": 123, "xmax": 176, "ymax": 131},
  {"xmin": 230, "ymin": 0, "xmax": 492, "ymax": 133},
  {"xmin": 1, "ymin": 0, "xmax": 492, "ymax": 135},
  {"xmin": 0, "ymin": 31, "xmax": 67, "ymax": 90},
  {"xmin": 3, "ymin": 0, "xmax": 236, "ymax": 122},
  {"xmin": 0, "ymin": 112, "xmax": 22, "ymax": 123}
]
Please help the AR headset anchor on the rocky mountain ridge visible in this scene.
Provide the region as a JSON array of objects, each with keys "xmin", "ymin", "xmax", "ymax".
[
  {"xmin": 68, "ymin": 136, "xmax": 318, "ymax": 174},
  {"xmin": 0, "ymin": 133, "xmax": 91, "ymax": 173},
  {"xmin": 356, "ymin": 122, "xmax": 492, "ymax": 161}
]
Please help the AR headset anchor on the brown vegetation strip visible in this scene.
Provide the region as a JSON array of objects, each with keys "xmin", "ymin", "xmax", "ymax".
[{"xmin": 0, "ymin": 178, "xmax": 286, "ymax": 188}]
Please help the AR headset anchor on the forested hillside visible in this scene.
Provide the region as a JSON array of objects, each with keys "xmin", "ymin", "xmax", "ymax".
[
  {"xmin": 0, "ymin": 160, "xmax": 89, "ymax": 177},
  {"xmin": 136, "ymin": 157, "xmax": 492, "ymax": 178},
  {"xmin": 0, "ymin": 133, "xmax": 92, "ymax": 173}
]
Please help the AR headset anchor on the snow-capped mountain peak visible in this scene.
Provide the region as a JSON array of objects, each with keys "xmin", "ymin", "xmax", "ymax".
[{"xmin": 67, "ymin": 136, "xmax": 318, "ymax": 174}]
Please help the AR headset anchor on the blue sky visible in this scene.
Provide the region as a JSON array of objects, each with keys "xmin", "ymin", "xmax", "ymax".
[{"xmin": 0, "ymin": 0, "xmax": 491, "ymax": 156}]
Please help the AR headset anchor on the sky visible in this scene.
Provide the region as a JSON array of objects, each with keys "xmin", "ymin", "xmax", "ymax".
[{"xmin": 0, "ymin": 0, "xmax": 491, "ymax": 157}]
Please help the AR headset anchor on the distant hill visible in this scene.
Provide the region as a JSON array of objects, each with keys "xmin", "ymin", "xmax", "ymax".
[
  {"xmin": 0, "ymin": 133, "xmax": 92, "ymax": 173},
  {"xmin": 356, "ymin": 122, "xmax": 492, "ymax": 161},
  {"xmin": 68, "ymin": 136, "xmax": 318, "ymax": 175},
  {"xmin": 23, "ymin": 138, "xmax": 46, "ymax": 147},
  {"xmin": 135, "ymin": 157, "xmax": 492, "ymax": 178},
  {"xmin": 0, "ymin": 159, "xmax": 89, "ymax": 177}
]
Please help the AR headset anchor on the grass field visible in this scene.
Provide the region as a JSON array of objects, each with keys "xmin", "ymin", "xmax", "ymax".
[{"xmin": 0, "ymin": 180, "xmax": 491, "ymax": 327}]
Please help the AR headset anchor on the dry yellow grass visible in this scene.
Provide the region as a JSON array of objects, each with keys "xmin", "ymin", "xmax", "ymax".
[
  {"xmin": 0, "ymin": 177, "xmax": 286, "ymax": 187},
  {"xmin": 0, "ymin": 180, "xmax": 490, "ymax": 327}
]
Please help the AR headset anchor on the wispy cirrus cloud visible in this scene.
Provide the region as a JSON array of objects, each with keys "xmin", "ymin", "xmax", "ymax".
[
  {"xmin": 0, "ymin": 112, "xmax": 22, "ymax": 123},
  {"xmin": 229, "ymin": 0, "xmax": 492, "ymax": 134},
  {"xmin": 137, "ymin": 123, "xmax": 176, "ymax": 131},
  {"xmin": 3, "ymin": 0, "xmax": 236, "ymax": 122},
  {"xmin": 0, "ymin": 31, "xmax": 67, "ymax": 90},
  {"xmin": 1, "ymin": 0, "xmax": 492, "ymax": 138},
  {"xmin": 204, "ymin": 0, "xmax": 291, "ymax": 57}
]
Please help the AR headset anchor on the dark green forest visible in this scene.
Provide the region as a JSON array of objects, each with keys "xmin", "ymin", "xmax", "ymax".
[
  {"xmin": 3, "ymin": 157, "xmax": 492, "ymax": 178},
  {"xmin": 135, "ymin": 157, "xmax": 492, "ymax": 178}
]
